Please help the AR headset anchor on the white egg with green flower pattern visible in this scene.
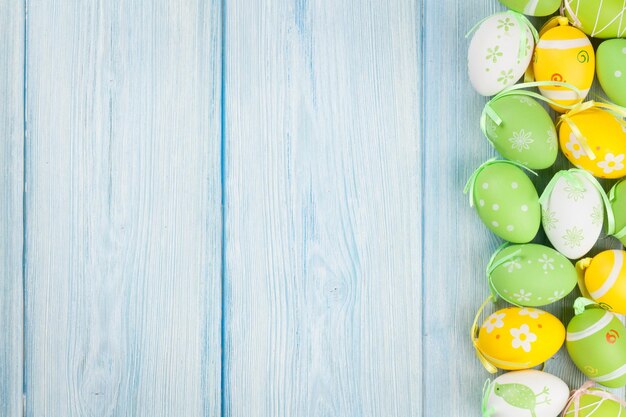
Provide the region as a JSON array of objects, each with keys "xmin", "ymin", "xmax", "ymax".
[
  {"xmin": 540, "ymin": 170, "xmax": 604, "ymax": 259},
  {"xmin": 468, "ymin": 11, "xmax": 535, "ymax": 96},
  {"xmin": 489, "ymin": 244, "xmax": 577, "ymax": 307}
]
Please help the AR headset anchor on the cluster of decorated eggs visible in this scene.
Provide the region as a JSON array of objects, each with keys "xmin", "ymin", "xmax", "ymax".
[{"xmin": 465, "ymin": 1, "xmax": 626, "ymax": 416}]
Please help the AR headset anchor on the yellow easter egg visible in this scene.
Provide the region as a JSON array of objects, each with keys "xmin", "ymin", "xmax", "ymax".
[
  {"xmin": 533, "ymin": 22, "xmax": 594, "ymax": 112},
  {"xmin": 477, "ymin": 307, "xmax": 565, "ymax": 370},
  {"xmin": 559, "ymin": 108, "xmax": 626, "ymax": 179},
  {"xmin": 584, "ymin": 250, "xmax": 626, "ymax": 315}
]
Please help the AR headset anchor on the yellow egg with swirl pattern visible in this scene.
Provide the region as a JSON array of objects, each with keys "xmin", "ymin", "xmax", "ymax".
[
  {"xmin": 559, "ymin": 107, "xmax": 626, "ymax": 179},
  {"xmin": 533, "ymin": 18, "xmax": 594, "ymax": 112}
]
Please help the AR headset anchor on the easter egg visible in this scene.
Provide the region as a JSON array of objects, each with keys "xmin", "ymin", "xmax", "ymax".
[
  {"xmin": 488, "ymin": 244, "xmax": 577, "ymax": 307},
  {"xmin": 564, "ymin": 388, "xmax": 626, "ymax": 417},
  {"xmin": 559, "ymin": 107, "xmax": 626, "ymax": 179},
  {"xmin": 468, "ymin": 161, "xmax": 540, "ymax": 243},
  {"xmin": 597, "ymin": 39, "xmax": 626, "ymax": 107},
  {"xmin": 581, "ymin": 250, "xmax": 626, "ymax": 314},
  {"xmin": 533, "ymin": 19, "xmax": 594, "ymax": 112},
  {"xmin": 477, "ymin": 307, "xmax": 564, "ymax": 370},
  {"xmin": 498, "ymin": 0, "xmax": 561, "ymax": 16},
  {"xmin": 540, "ymin": 170, "xmax": 604, "ymax": 259},
  {"xmin": 482, "ymin": 94, "xmax": 558, "ymax": 169},
  {"xmin": 564, "ymin": 0, "xmax": 626, "ymax": 39},
  {"xmin": 468, "ymin": 11, "xmax": 535, "ymax": 96},
  {"xmin": 484, "ymin": 370, "xmax": 569, "ymax": 417},
  {"xmin": 566, "ymin": 305, "xmax": 626, "ymax": 388},
  {"xmin": 609, "ymin": 179, "xmax": 626, "ymax": 246}
]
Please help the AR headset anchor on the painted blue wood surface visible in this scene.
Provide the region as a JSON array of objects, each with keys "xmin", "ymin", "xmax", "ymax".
[
  {"xmin": 223, "ymin": 0, "xmax": 422, "ymax": 415},
  {"xmin": 0, "ymin": 1, "xmax": 24, "ymax": 416},
  {"xmin": 23, "ymin": 1, "xmax": 222, "ymax": 416},
  {"xmin": 2, "ymin": 0, "xmax": 624, "ymax": 415}
]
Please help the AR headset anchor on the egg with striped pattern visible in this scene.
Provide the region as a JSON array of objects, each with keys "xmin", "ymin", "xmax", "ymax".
[
  {"xmin": 563, "ymin": 388, "xmax": 626, "ymax": 417},
  {"xmin": 566, "ymin": 305, "xmax": 626, "ymax": 388},
  {"xmin": 498, "ymin": 0, "xmax": 561, "ymax": 16},
  {"xmin": 581, "ymin": 250, "xmax": 626, "ymax": 315},
  {"xmin": 559, "ymin": 107, "xmax": 626, "ymax": 179},
  {"xmin": 564, "ymin": 0, "xmax": 626, "ymax": 39},
  {"xmin": 533, "ymin": 18, "xmax": 593, "ymax": 112},
  {"xmin": 477, "ymin": 307, "xmax": 565, "ymax": 371}
]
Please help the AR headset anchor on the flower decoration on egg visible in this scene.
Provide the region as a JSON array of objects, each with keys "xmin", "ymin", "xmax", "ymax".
[
  {"xmin": 510, "ymin": 324, "xmax": 537, "ymax": 352},
  {"xmin": 483, "ymin": 312, "xmax": 506, "ymax": 333}
]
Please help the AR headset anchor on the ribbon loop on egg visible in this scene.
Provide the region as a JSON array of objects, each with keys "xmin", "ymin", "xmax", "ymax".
[
  {"xmin": 560, "ymin": 0, "xmax": 582, "ymax": 28},
  {"xmin": 464, "ymin": 159, "xmax": 538, "ymax": 207},
  {"xmin": 481, "ymin": 81, "xmax": 582, "ymax": 141},
  {"xmin": 573, "ymin": 297, "xmax": 601, "ymax": 315},
  {"xmin": 485, "ymin": 244, "xmax": 524, "ymax": 304},
  {"xmin": 470, "ymin": 295, "xmax": 498, "ymax": 374},
  {"xmin": 481, "ymin": 380, "xmax": 495, "ymax": 417},
  {"xmin": 561, "ymin": 381, "xmax": 626, "ymax": 417},
  {"xmin": 575, "ymin": 258, "xmax": 593, "ymax": 299}
]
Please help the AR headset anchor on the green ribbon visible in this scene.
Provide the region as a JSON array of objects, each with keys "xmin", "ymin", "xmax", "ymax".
[
  {"xmin": 485, "ymin": 243, "xmax": 523, "ymax": 305},
  {"xmin": 573, "ymin": 297, "xmax": 601, "ymax": 316},
  {"xmin": 480, "ymin": 81, "xmax": 582, "ymax": 141},
  {"xmin": 609, "ymin": 179, "xmax": 626, "ymax": 240},
  {"xmin": 539, "ymin": 169, "xmax": 615, "ymax": 235},
  {"xmin": 481, "ymin": 379, "xmax": 495, "ymax": 417},
  {"xmin": 466, "ymin": 11, "xmax": 538, "ymax": 62},
  {"xmin": 464, "ymin": 158, "xmax": 538, "ymax": 207}
]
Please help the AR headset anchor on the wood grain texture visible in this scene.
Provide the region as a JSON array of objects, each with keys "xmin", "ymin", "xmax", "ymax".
[
  {"xmin": 422, "ymin": 3, "xmax": 625, "ymax": 415},
  {"xmin": 24, "ymin": 1, "xmax": 222, "ymax": 416},
  {"xmin": 223, "ymin": 1, "xmax": 422, "ymax": 415},
  {"xmin": 0, "ymin": 0, "xmax": 24, "ymax": 415}
]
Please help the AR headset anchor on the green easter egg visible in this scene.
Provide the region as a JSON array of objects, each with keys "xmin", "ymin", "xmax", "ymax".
[
  {"xmin": 610, "ymin": 179, "xmax": 626, "ymax": 247},
  {"xmin": 564, "ymin": 388, "xmax": 626, "ymax": 417},
  {"xmin": 566, "ymin": 306, "xmax": 626, "ymax": 388},
  {"xmin": 498, "ymin": 0, "xmax": 561, "ymax": 16},
  {"xmin": 597, "ymin": 39, "xmax": 626, "ymax": 107},
  {"xmin": 470, "ymin": 161, "xmax": 541, "ymax": 243},
  {"xmin": 489, "ymin": 244, "xmax": 577, "ymax": 307},
  {"xmin": 483, "ymin": 95, "xmax": 558, "ymax": 169},
  {"xmin": 564, "ymin": 0, "xmax": 626, "ymax": 39}
]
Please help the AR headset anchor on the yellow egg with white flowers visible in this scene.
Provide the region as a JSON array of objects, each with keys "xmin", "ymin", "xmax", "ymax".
[
  {"xmin": 559, "ymin": 106, "xmax": 626, "ymax": 179},
  {"xmin": 476, "ymin": 307, "xmax": 565, "ymax": 371},
  {"xmin": 533, "ymin": 18, "xmax": 594, "ymax": 112}
]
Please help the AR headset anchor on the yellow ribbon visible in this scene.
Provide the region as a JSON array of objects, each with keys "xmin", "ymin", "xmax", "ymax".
[
  {"xmin": 559, "ymin": 101, "xmax": 626, "ymax": 162},
  {"xmin": 471, "ymin": 295, "xmax": 498, "ymax": 374},
  {"xmin": 575, "ymin": 258, "xmax": 592, "ymax": 299}
]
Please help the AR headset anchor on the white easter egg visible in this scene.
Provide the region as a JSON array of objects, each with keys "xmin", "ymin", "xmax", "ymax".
[
  {"xmin": 484, "ymin": 370, "xmax": 569, "ymax": 417},
  {"xmin": 468, "ymin": 11, "xmax": 535, "ymax": 96},
  {"xmin": 540, "ymin": 170, "xmax": 604, "ymax": 259}
]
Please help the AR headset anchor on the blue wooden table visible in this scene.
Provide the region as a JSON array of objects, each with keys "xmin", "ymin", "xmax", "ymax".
[{"xmin": 1, "ymin": 0, "xmax": 621, "ymax": 416}]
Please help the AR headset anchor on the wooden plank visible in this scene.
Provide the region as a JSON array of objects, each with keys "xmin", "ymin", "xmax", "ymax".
[
  {"xmin": 24, "ymin": 1, "xmax": 222, "ymax": 416},
  {"xmin": 0, "ymin": 0, "xmax": 24, "ymax": 415},
  {"xmin": 422, "ymin": 3, "xmax": 625, "ymax": 415},
  {"xmin": 223, "ymin": 1, "xmax": 422, "ymax": 415}
]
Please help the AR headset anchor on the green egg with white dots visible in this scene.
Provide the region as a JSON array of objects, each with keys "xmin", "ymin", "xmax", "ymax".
[
  {"xmin": 597, "ymin": 39, "xmax": 626, "ymax": 107},
  {"xmin": 482, "ymin": 94, "xmax": 558, "ymax": 169},
  {"xmin": 488, "ymin": 243, "xmax": 577, "ymax": 307},
  {"xmin": 467, "ymin": 160, "xmax": 541, "ymax": 243}
]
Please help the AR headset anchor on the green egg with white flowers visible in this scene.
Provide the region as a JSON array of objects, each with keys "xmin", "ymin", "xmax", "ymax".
[
  {"xmin": 488, "ymin": 243, "xmax": 577, "ymax": 307},
  {"xmin": 609, "ymin": 179, "xmax": 626, "ymax": 247},
  {"xmin": 497, "ymin": 0, "xmax": 560, "ymax": 16},
  {"xmin": 482, "ymin": 94, "xmax": 558, "ymax": 169},
  {"xmin": 465, "ymin": 160, "xmax": 541, "ymax": 243},
  {"xmin": 597, "ymin": 39, "xmax": 626, "ymax": 107}
]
